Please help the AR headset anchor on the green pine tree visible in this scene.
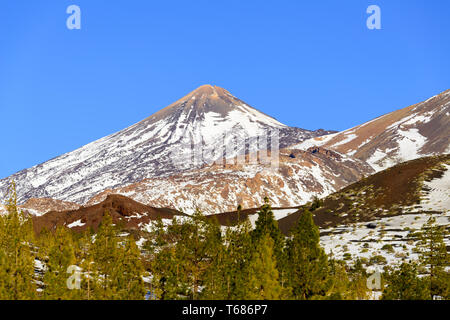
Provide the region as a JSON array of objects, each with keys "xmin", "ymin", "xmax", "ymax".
[
  {"xmin": 89, "ymin": 211, "xmax": 121, "ymax": 299},
  {"xmin": 146, "ymin": 217, "xmax": 182, "ymax": 300},
  {"xmin": 199, "ymin": 217, "xmax": 228, "ymax": 300},
  {"xmin": 41, "ymin": 226, "xmax": 80, "ymax": 300},
  {"xmin": 148, "ymin": 212, "xmax": 214, "ymax": 300},
  {"xmin": 244, "ymin": 234, "xmax": 286, "ymax": 300},
  {"xmin": 202, "ymin": 217, "xmax": 254, "ymax": 300},
  {"xmin": 417, "ymin": 216, "xmax": 449, "ymax": 299},
  {"xmin": 77, "ymin": 229, "xmax": 96, "ymax": 300},
  {"xmin": 114, "ymin": 236, "xmax": 147, "ymax": 300},
  {"xmin": 286, "ymin": 209, "xmax": 330, "ymax": 299},
  {"xmin": 347, "ymin": 258, "xmax": 370, "ymax": 300},
  {"xmin": 223, "ymin": 219, "xmax": 254, "ymax": 300},
  {"xmin": 326, "ymin": 258, "xmax": 351, "ymax": 300},
  {"xmin": 251, "ymin": 197, "xmax": 288, "ymax": 288},
  {"xmin": 0, "ymin": 181, "xmax": 36, "ymax": 300},
  {"xmin": 382, "ymin": 262, "xmax": 430, "ymax": 300}
]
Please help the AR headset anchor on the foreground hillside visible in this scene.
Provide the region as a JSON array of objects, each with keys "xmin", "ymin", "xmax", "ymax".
[
  {"xmin": 279, "ymin": 154, "xmax": 450, "ymax": 232},
  {"xmin": 278, "ymin": 154, "xmax": 450, "ymax": 269},
  {"xmin": 1, "ymin": 178, "xmax": 448, "ymax": 300}
]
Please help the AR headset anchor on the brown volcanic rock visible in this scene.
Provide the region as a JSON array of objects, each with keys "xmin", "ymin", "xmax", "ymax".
[
  {"xmin": 296, "ymin": 90, "xmax": 450, "ymax": 171},
  {"xmin": 306, "ymin": 147, "xmax": 342, "ymax": 160},
  {"xmin": 150, "ymin": 85, "xmax": 261, "ymax": 120},
  {"xmin": 32, "ymin": 194, "xmax": 183, "ymax": 234}
]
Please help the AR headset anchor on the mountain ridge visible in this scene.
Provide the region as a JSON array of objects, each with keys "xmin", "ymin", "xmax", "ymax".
[
  {"xmin": 295, "ymin": 89, "xmax": 450, "ymax": 171},
  {"xmin": 0, "ymin": 85, "xmax": 331, "ymax": 205}
]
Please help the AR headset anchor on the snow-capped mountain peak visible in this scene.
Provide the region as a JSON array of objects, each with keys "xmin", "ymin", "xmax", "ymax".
[
  {"xmin": 0, "ymin": 85, "xmax": 329, "ymax": 204},
  {"xmin": 145, "ymin": 85, "xmax": 283, "ymax": 124}
]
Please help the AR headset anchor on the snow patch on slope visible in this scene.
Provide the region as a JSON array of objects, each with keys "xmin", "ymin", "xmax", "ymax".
[
  {"xmin": 292, "ymin": 133, "xmax": 339, "ymax": 150},
  {"xmin": 366, "ymin": 126, "xmax": 428, "ymax": 172},
  {"xmin": 67, "ymin": 219, "xmax": 85, "ymax": 228},
  {"xmin": 320, "ymin": 212, "xmax": 450, "ymax": 267},
  {"xmin": 396, "ymin": 128, "xmax": 428, "ymax": 161},
  {"xmin": 420, "ymin": 164, "xmax": 450, "ymax": 213},
  {"xmin": 331, "ymin": 134, "xmax": 357, "ymax": 148}
]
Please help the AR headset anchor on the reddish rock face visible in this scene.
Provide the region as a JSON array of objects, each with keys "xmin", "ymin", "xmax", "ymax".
[{"xmin": 32, "ymin": 194, "xmax": 183, "ymax": 235}]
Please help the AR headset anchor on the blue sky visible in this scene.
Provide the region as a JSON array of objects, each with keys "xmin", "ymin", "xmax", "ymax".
[{"xmin": 0, "ymin": 0, "xmax": 449, "ymax": 178}]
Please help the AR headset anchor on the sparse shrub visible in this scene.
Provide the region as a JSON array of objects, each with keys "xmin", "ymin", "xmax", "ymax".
[
  {"xmin": 343, "ymin": 253, "xmax": 352, "ymax": 260},
  {"xmin": 381, "ymin": 244, "xmax": 395, "ymax": 253},
  {"xmin": 369, "ymin": 255, "xmax": 387, "ymax": 265},
  {"xmin": 309, "ymin": 197, "xmax": 324, "ymax": 211},
  {"xmin": 382, "ymin": 263, "xmax": 430, "ymax": 300}
]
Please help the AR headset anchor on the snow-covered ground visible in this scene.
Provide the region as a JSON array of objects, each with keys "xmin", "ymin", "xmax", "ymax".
[
  {"xmin": 292, "ymin": 133, "xmax": 339, "ymax": 150},
  {"xmin": 247, "ymin": 208, "xmax": 299, "ymax": 228},
  {"xmin": 320, "ymin": 212, "xmax": 450, "ymax": 267},
  {"xmin": 320, "ymin": 164, "xmax": 450, "ymax": 267},
  {"xmin": 366, "ymin": 148, "xmax": 397, "ymax": 172},
  {"xmin": 421, "ymin": 164, "xmax": 450, "ymax": 212},
  {"xmin": 67, "ymin": 219, "xmax": 86, "ymax": 228}
]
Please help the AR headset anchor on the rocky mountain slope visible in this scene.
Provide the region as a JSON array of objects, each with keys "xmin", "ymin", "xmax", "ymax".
[
  {"xmin": 4, "ymin": 145, "xmax": 371, "ymax": 216},
  {"xmin": 295, "ymin": 89, "xmax": 450, "ymax": 171},
  {"xmin": 0, "ymin": 85, "xmax": 332, "ymax": 205},
  {"xmin": 85, "ymin": 146, "xmax": 373, "ymax": 214}
]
